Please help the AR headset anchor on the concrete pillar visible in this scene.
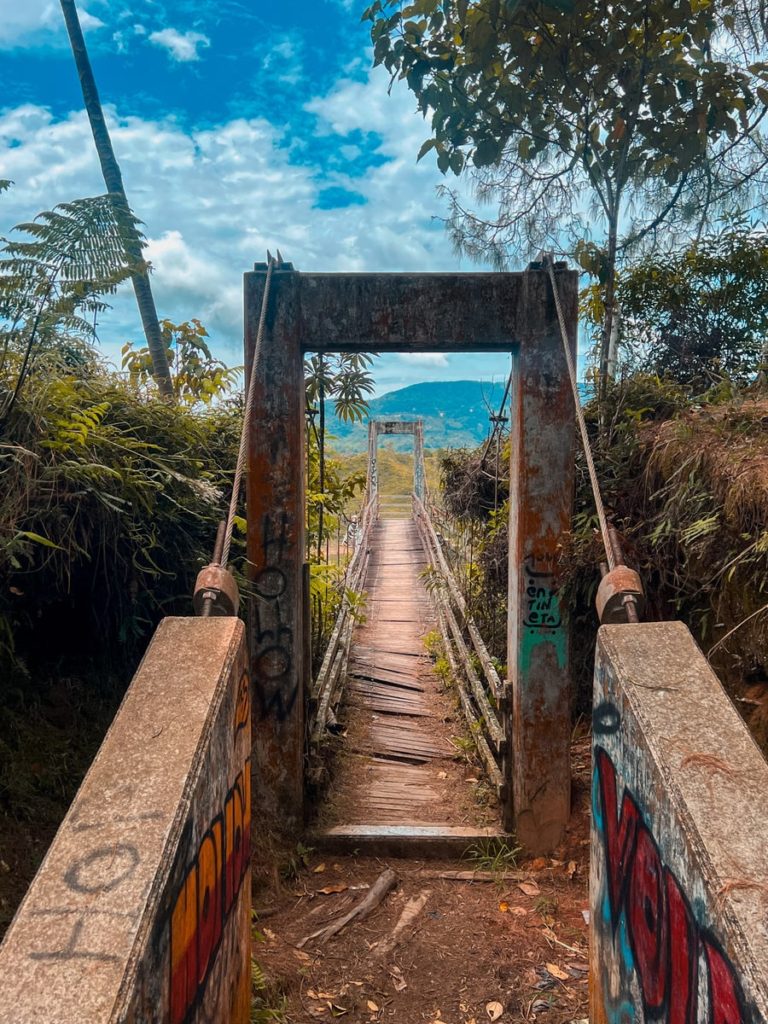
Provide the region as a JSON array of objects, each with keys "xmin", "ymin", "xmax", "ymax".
[
  {"xmin": 590, "ymin": 622, "xmax": 768, "ymax": 1023},
  {"xmin": 0, "ymin": 618, "xmax": 251, "ymax": 1024},
  {"xmin": 506, "ymin": 267, "xmax": 577, "ymax": 852},
  {"xmin": 367, "ymin": 420, "xmax": 378, "ymax": 498},
  {"xmin": 244, "ymin": 266, "xmax": 306, "ymax": 828},
  {"xmin": 413, "ymin": 420, "xmax": 426, "ymax": 502}
]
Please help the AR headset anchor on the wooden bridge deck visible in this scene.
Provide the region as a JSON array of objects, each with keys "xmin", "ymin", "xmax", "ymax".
[{"xmin": 317, "ymin": 518, "xmax": 501, "ymax": 854}]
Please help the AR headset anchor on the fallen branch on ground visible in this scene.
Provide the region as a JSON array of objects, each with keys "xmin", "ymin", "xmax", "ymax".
[
  {"xmin": 416, "ymin": 869, "xmax": 529, "ymax": 882},
  {"xmin": 374, "ymin": 889, "xmax": 430, "ymax": 959},
  {"xmin": 297, "ymin": 868, "xmax": 398, "ymax": 947}
]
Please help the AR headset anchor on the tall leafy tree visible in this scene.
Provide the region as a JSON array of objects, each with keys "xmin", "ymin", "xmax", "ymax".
[
  {"xmin": 365, "ymin": 0, "xmax": 768, "ymax": 393},
  {"xmin": 304, "ymin": 353, "xmax": 375, "ymax": 560},
  {"xmin": 613, "ymin": 228, "xmax": 768, "ymax": 391},
  {"xmin": 59, "ymin": 0, "xmax": 174, "ymax": 398}
]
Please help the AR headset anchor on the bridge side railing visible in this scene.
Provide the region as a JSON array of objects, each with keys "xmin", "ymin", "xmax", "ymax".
[
  {"xmin": 0, "ymin": 617, "xmax": 251, "ymax": 1024},
  {"xmin": 309, "ymin": 488, "xmax": 379, "ymax": 750},
  {"xmin": 412, "ymin": 494, "xmax": 511, "ymax": 804}
]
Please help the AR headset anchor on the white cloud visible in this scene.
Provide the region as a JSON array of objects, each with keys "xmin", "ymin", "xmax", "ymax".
[
  {"xmin": 0, "ymin": 69, "xmax": 511, "ymax": 391},
  {"xmin": 260, "ymin": 34, "xmax": 303, "ymax": 86},
  {"xmin": 148, "ymin": 27, "xmax": 210, "ymax": 62},
  {"xmin": 399, "ymin": 353, "xmax": 450, "ymax": 367},
  {"xmin": 0, "ymin": 0, "xmax": 105, "ymax": 47}
]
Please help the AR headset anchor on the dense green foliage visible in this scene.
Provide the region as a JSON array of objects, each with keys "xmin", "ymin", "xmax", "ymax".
[
  {"xmin": 0, "ymin": 360, "xmax": 241, "ymax": 680},
  {"xmin": 614, "ymin": 231, "xmax": 768, "ymax": 390},
  {"xmin": 366, "ymin": 0, "xmax": 768, "ymax": 384}
]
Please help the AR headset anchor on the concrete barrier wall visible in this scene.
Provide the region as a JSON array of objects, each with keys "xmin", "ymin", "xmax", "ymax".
[
  {"xmin": 590, "ymin": 621, "xmax": 768, "ymax": 1024},
  {"xmin": 0, "ymin": 617, "xmax": 251, "ymax": 1024}
]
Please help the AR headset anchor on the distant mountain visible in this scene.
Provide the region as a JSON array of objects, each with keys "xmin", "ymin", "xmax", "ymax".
[{"xmin": 326, "ymin": 379, "xmax": 591, "ymax": 453}]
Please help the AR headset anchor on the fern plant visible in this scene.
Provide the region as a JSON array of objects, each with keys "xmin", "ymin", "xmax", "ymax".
[{"xmin": 0, "ymin": 193, "xmax": 144, "ymax": 419}]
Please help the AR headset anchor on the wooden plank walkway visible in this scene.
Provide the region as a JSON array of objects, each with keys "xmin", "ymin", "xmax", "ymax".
[{"xmin": 316, "ymin": 518, "xmax": 501, "ymax": 853}]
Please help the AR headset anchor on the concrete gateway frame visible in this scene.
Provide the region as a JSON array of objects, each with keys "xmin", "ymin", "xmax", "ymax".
[
  {"xmin": 367, "ymin": 419, "xmax": 427, "ymax": 504},
  {"xmin": 244, "ymin": 266, "xmax": 578, "ymax": 852}
]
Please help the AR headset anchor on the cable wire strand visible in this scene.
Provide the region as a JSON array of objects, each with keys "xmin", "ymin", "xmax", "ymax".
[
  {"xmin": 544, "ymin": 254, "xmax": 616, "ymax": 572},
  {"xmin": 219, "ymin": 256, "xmax": 276, "ymax": 568}
]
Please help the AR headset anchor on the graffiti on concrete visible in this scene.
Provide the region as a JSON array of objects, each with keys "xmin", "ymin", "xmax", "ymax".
[
  {"xmin": 169, "ymin": 759, "xmax": 251, "ymax": 1024},
  {"xmin": 594, "ymin": 742, "xmax": 750, "ymax": 1023},
  {"xmin": 523, "ymin": 557, "xmax": 561, "ymax": 629},
  {"xmin": 26, "ymin": 791, "xmax": 155, "ymax": 964},
  {"xmin": 233, "ymin": 670, "xmax": 250, "ymax": 739},
  {"xmin": 251, "ymin": 511, "xmax": 298, "ymax": 721}
]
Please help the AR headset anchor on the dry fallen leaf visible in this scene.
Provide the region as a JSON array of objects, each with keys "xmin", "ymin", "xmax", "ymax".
[
  {"xmin": 529, "ymin": 857, "xmax": 548, "ymax": 871},
  {"xmin": 486, "ymin": 1001, "xmax": 504, "ymax": 1021},
  {"xmin": 313, "ymin": 863, "xmax": 327, "ymax": 874},
  {"xmin": 319, "ymin": 884, "xmax": 348, "ymax": 895},
  {"xmin": 367, "ymin": 1000, "xmax": 379, "ymax": 1012},
  {"xmin": 437, "ymin": 770, "xmax": 448, "ymax": 779},
  {"xmin": 389, "ymin": 966, "xmax": 407, "ymax": 992},
  {"xmin": 510, "ymin": 906, "xmax": 528, "ymax": 917},
  {"xmin": 498, "ymin": 901, "xmax": 510, "ymax": 913},
  {"xmin": 546, "ymin": 963, "xmax": 570, "ymax": 982},
  {"xmin": 567, "ymin": 860, "xmax": 578, "ymax": 879},
  {"xmin": 518, "ymin": 881, "xmax": 540, "ymax": 897}
]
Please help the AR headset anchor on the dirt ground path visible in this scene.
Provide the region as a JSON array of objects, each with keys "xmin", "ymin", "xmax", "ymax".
[{"xmin": 253, "ymin": 736, "xmax": 591, "ymax": 1024}]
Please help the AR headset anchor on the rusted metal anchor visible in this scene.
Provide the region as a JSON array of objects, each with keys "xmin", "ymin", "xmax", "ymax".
[
  {"xmin": 596, "ymin": 526, "xmax": 644, "ymax": 624},
  {"xmin": 193, "ymin": 520, "xmax": 240, "ymax": 617}
]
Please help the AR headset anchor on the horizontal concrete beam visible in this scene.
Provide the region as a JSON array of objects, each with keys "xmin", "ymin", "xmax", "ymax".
[
  {"xmin": 590, "ymin": 621, "xmax": 768, "ymax": 1023},
  {"xmin": 244, "ymin": 268, "xmax": 578, "ymax": 352},
  {"xmin": 0, "ymin": 617, "xmax": 251, "ymax": 1024}
]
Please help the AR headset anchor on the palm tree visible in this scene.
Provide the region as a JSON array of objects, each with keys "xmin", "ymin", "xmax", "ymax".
[{"xmin": 59, "ymin": 0, "xmax": 174, "ymax": 398}]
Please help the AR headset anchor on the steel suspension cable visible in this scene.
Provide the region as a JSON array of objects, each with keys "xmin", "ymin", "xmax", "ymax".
[
  {"xmin": 544, "ymin": 254, "xmax": 616, "ymax": 573},
  {"xmin": 219, "ymin": 255, "xmax": 276, "ymax": 569}
]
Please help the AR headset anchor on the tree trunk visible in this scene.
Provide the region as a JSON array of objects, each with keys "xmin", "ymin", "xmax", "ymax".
[
  {"xmin": 598, "ymin": 213, "xmax": 620, "ymax": 404},
  {"xmin": 317, "ymin": 362, "xmax": 326, "ymax": 562},
  {"xmin": 59, "ymin": 0, "xmax": 174, "ymax": 399}
]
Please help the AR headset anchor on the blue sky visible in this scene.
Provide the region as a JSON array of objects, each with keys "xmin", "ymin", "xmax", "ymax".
[{"xmin": 0, "ymin": 0, "xmax": 555, "ymax": 394}]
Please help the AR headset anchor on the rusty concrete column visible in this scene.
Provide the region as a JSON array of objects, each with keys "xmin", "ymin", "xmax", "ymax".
[
  {"xmin": 244, "ymin": 266, "xmax": 306, "ymax": 829},
  {"xmin": 506, "ymin": 267, "xmax": 577, "ymax": 853},
  {"xmin": 413, "ymin": 420, "xmax": 426, "ymax": 502},
  {"xmin": 367, "ymin": 420, "xmax": 378, "ymax": 498}
]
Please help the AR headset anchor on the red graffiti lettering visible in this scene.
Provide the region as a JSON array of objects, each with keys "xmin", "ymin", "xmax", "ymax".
[
  {"xmin": 627, "ymin": 824, "xmax": 668, "ymax": 1012},
  {"xmin": 666, "ymin": 868, "xmax": 698, "ymax": 1024},
  {"xmin": 595, "ymin": 745, "xmax": 750, "ymax": 1023},
  {"xmin": 705, "ymin": 938, "xmax": 746, "ymax": 1024},
  {"xmin": 597, "ymin": 747, "xmax": 639, "ymax": 924}
]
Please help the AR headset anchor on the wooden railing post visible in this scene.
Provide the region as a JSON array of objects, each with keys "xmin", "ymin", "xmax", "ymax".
[{"xmin": 506, "ymin": 266, "xmax": 577, "ymax": 853}]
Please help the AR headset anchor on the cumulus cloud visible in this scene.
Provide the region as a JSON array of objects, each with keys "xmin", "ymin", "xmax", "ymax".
[
  {"xmin": 0, "ymin": 68, "xmax": 511, "ymax": 390},
  {"xmin": 148, "ymin": 27, "xmax": 210, "ymax": 62},
  {"xmin": 0, "ymin": 1, "xmax": 104, "ymax": 47}
]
